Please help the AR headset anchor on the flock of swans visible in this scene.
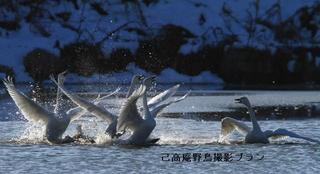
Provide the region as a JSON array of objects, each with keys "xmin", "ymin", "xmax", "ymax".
[{"xmin": 3, "ymin": 72, "xmax": 320, "ymax": 146}]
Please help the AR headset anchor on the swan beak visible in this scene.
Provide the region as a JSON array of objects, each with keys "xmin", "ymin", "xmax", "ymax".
[
  {"xmin": 235, "ymin": 98, "xmax": 241, "ymax": 103},
  {"xmin": 137, "ymin": 75, "xmax": 144, "ymax": 81},
  {"xmin": 149, "ymin": 75, "xmax": 156, "ymax": 80}
]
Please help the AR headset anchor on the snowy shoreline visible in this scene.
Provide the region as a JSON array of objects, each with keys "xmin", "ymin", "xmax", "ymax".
[{"xmin": 0, "ymin": 0, "xmax": 319, "ymax": 85}]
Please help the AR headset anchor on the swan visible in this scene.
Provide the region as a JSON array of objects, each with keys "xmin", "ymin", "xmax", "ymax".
[
  {"xmin": 3, "ymin": 75, "xmax": 86, "ymax": 144},
  {"xmin": 220, "ymin": 97, "xmax": 320, "ymax": 144},
  {"xmin": 50, "ymin": 74, "xmax": 147, "ymax": 138},
  {"xmin": 52, "ymin": 73, "xmax": 188, "ymax": 139},
  {"xmin": 116, "ymin": 77, "xmax": 157, "ymax": 145}
]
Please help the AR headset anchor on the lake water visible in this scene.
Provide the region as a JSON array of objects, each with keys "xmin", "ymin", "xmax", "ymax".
[{"xmin": 0, "ymin": 88, "xmax": 320, "ymax": 174}]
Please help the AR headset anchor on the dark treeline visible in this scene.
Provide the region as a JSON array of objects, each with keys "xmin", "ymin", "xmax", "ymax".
[{"xmin": 0, "ymin": 0, "xmax": 320, "ymax": 87}]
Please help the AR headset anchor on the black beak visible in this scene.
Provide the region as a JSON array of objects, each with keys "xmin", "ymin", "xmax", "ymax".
[
  {"xmin": 235, "ymin": 98, "xmax": 241, "ymax": 103},
  {"xmin": 138, "ymin": 75, "xmax": 144, "ymax": 80},
  {"xmin": 150, "ymin": 75, "xmax": 156, "ymax": 80}
]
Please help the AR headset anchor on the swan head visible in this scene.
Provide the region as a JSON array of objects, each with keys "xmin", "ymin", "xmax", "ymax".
[
  {"xmin": 235, "ymin": 97, "xmax": 251, "ymax": 107},
  {"xmin": 143, "ymin": 76, "xmax": 157, "ymax": 89},
  {"xmin": 132, "ymin": 75, "xmax": 144, "ymax": 85}
]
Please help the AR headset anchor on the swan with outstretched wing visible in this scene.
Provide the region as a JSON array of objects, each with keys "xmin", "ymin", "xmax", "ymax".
[
  {"xmin": 3, "ymin": 75, "xmax": 86, "ymax": 144},
  {"xmin": 50, "ymin": 74, "xmax": 122, "ymax": 138},
  {"xmin": 219, "ymin": 97, "xmax": 320, "ymax": 144},
  {"xmin": 116, "ymin": 77, "xmax": 158, "ymax": 145}
]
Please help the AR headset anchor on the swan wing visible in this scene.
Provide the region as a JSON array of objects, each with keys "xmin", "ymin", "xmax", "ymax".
[
  {"xmin": 50, "ymin": 75, "xmax": 116, "ymax": 123},
  {"xmin": 147, "ymin": 84, "xmax": 180, "ymax": 108},
  {"xmin": 150, "ymin": 91, "xmax": 190, "ymax": 117},
  {"xmin": 221, "ymin": 117, "xmax": 251, "ymax": 137},
  {"xmin": 3, "ymin": 77, "xmax": 52, "ymax": 123},
  {"xmin": 117, "ymin": 85, "xmax": 145, "ymax": 132},
  {"xmin": 266, "ymin": 128, "xmax": 320, "ymax": 143},
  {"xmin": 65, "ymin": 87, "xmax": 121, "ymax": 119},
  {"xmin": 105, "ymin": 119, "xmax": 118, "ymax": 138},
  {"xmin": 53, "ymin": 71, "xmax": 67, "ymax": 114},
  {"xmin": 66, "ymin": 107, "xmax": 87, "ymax": 122},
  {"xmin": 92, "ymin": 87, "xmax": 121, "ymax": 105}
]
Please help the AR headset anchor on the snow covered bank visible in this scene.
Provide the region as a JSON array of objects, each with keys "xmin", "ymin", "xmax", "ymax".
[
  {"xmin": 61, "ymin": 63, "xmax": 223, "ymax": 84},
  {"xmin": 0, "ymin": 0, "xmax": 318, "ymax": 84}
]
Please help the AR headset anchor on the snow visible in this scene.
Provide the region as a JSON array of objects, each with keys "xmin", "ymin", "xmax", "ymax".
[
  {"xmin": 157, "ymin": 68, "xmax": 223, "ymax": 84},
  {"xmin": 59, "ymin": 63, "xmax": 224, "ymax": 85},
  {"xmin": 0, "ymin": 0, "xmax": 317, "ymax": 82}
]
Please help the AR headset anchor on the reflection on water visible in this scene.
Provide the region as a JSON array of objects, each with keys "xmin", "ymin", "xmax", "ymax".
[{"xmin": 0, "ymin": 89, "xmax": 320, "ymax": 173}]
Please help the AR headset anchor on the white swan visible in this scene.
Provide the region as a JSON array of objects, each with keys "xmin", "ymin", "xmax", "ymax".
[
  {"xmin": 116, "ymin": 77, "xmax": 157, "ymax": 145},
  {"xmin": 52, "ymin": 73, "xmax": 188, "ymax": 138},
  {"xmin": 3, "ymin": 75, "xmax": 86, "ymax": 144},
  {"xmin": 220, "ymin": 97, "xmax": 320, "ymax": 144},
  {"xmin": 50, "ymin": 74, "xmax": 147, "ymax": 138}
]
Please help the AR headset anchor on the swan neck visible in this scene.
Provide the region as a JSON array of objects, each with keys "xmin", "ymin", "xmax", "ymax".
[
  {"xmin": 142, "ymin": 87, "xmax": 151, "ymax": 119},
  {"xmin": 246, "ymin": 104, "xmax": 261, "ymax": 131},
  {"xmin": 126, "ymin": 80, "xmax": 135, "ymax": 98}
]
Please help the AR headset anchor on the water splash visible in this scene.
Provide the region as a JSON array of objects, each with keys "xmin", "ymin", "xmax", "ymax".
[
  {"xmin": 11, "ymin": 123, "xmax": 46, "ymax": 144},
  {"xmin": 95, "ymin": 131, "xmax": 112, "ymax": 144},
  {"xmin": 156, "ymin": 133, "xmax": 217, "ymax": 145}
]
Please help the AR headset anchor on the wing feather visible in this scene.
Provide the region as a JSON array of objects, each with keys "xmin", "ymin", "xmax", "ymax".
[
  {"xmin": 221, "ymin": 117, "xmax": 251, "ymax": 137},
  {"xmin": 117, "ymin": 85, "xmax": 145, "ymax": 132},
  {"xmin": 3, "ymin": 77, "xmax": 52, "ymax": 123},
  {"xmin": 150, "ymin": 91, "xmax": 190, "ymax": 117},
  {"xmin": 266, "ymin": 128, "xmax": 320, "ymax": 143},
  {"xmin": 50, "ymin": 76, "xmax": 116, "ymax": 123},
  {"xmin": 147, "ymin": 84, "xmax": 180, "ymax": 109},
  {"xmin": 53, "ymin": 71, "xmax": 67, "ymax": 114}
]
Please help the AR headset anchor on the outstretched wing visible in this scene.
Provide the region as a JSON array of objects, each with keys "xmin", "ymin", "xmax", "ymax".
[
  {"xmin": 65, "ymin": 87, "xmax": 121, "ymax": 117},
  {"xmin": 50, "ymin": 75, "xmax": 116, "ymax": 123},
  {"xmin": 66, "ymin": 107, "xmax": 88, "ymax": 122},
  {"xmin": 147, "ymin": 84, "xmax": 180, "ymax": 109},
  {"xmin": 3, "ymin": 77, "xmax": 52, "ymax": 123},
  {"xmin": 92, "ymin": 87, "xmax": 121, "ymax": 105},
  {"xmin": 53, "ymin": 71, "xmax": 67, "ymax": 114},
  {"xmin": 150, "ymin": 91, "xmax": 190, "ymax": 117},
  {"xmin": 265, "ymin": 128, "xmax": 320, "ymax": 143},
  {"xmin": 117, "ymin": 85, "xmax": 145, "ymax": 132},
  {"xmin": 220, "ymin": 117, "xmax": 251, "ymax": 137}
]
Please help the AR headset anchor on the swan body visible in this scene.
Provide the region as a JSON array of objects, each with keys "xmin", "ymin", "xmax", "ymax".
[
  {"xmin": 3, "ymin": 75, "xmax": 85, "ymax": 144},
  {"xmin": 117, "ymin": 77, "xmax": 157, "ymax": 145},
  {"xmin": 220, "ymin": 97, "xmax": 320, "ymax": 144}
]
